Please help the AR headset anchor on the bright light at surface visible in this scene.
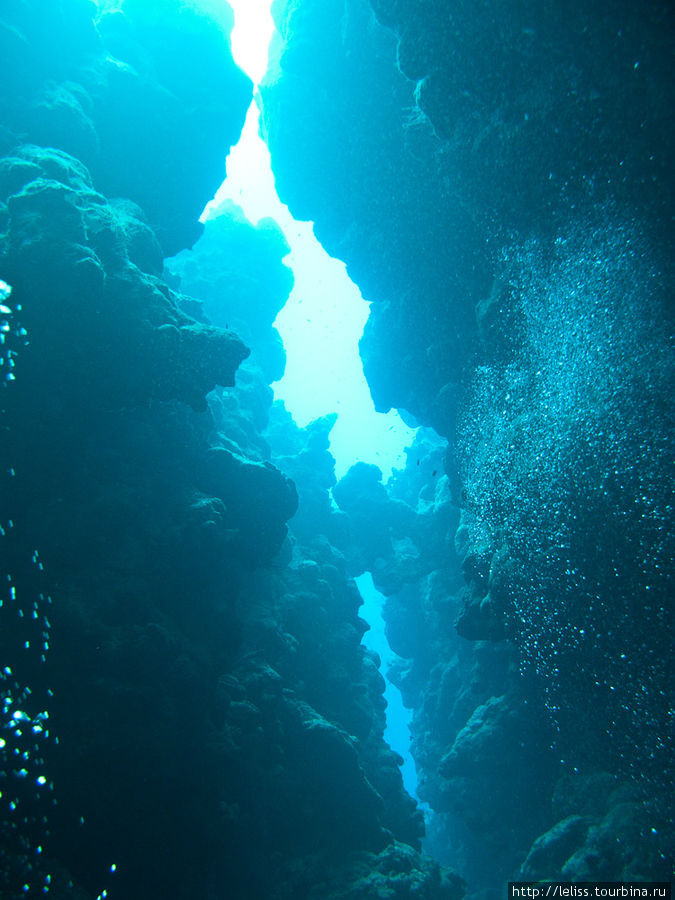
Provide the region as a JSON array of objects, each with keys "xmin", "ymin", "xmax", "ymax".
[
  {"xmin": 205, "ymin": 0, "xmax": 417, "ymax": 481},
  {"xmin": 226, "ymin": 0, "xmax": 274, "ymax": 86}
]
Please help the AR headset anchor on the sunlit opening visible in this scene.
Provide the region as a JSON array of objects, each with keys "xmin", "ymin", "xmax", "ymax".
[
  {"xmin": 206, "ymin": 2, "xmax": 416, "ymax": 481},
  {"xmin": 206, "ymin": 0, "xmax": 419, "ymax": 797},
  {"xmin": 227, "ymin": 0, "xmax": 275, "ymax": 85}
]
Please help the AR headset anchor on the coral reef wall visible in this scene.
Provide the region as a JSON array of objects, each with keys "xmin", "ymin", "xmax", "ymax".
[
  {"xmin": 1, "ymin": 0, "xmax": 251, "ymax": 255},
  {"xmin": 0, "ymin": 2, "xmax": 462, "ymax": 898},
  {"xmin": 261, "ymin": 0, "xmax": 674, "ymax": 894}
]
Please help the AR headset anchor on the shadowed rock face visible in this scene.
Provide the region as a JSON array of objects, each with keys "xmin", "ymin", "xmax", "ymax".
[
  {"xmin": 1, "ymin": 145, "xmax": 250, "ymax": 413},
  {"xmin": 261, "ymin": 0, "xmax": 674, "ymax": 894},
  {"xmin": 0, "ymin": 104, "xmax": 291, "ymax": 900},
  {"xmin": 262, "ymin": 0, "xmax": 673, "ymax": 432},
  {"xmin": 0, "ymin": 2, "xmax": 466, "ymax": 898},
  {"xmin": 1, "ymin": 0, "xmax": 252, "ymax": 255},
  {"xmin": 169, "ymin": 203, "xmax": 293, "ymax": 383}
]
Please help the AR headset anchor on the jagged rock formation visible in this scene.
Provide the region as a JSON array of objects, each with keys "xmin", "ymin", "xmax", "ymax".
[
  {"xmin": 1, "ymin": 0, "xmax": 251, "ymax": 255},
  {"xmin": 167, "ymin": 214, "xmax": 455, "ymax": 892},
  {"xmin": 261, "ymin": 0, "xmax": 674, "ymax": 894},
  {"xmin": 2, "ymin": 0, "xmax": 672, "ymax": 895},
  {"xmin": 330, "ymin": 435, "xmax": 559, "ymax": 890},
  {"xmin": 169, "ymin": 200, "xmax": 291, "ymax": 383},
  {"xmin": 263, "ymin": 0, "xmax": 673, "ymax": 432},
  {"xmin": 0, "ymin": 3, "xmax": 464, "ymax": 896}
]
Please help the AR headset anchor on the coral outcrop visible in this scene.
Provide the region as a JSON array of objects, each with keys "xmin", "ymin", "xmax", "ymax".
[
  {"xmin": 0, "ymin": 3, "xmax": 463, "ymax": 894},
  {"xmin": 261, "ymin": 0, "xmax": 674, "ymax": 893},
  {"xmin": 1, "ymin": 0, "xmax": 251, "ymax": 255},
  {"xmin": 2, "ymin": 0, "xmax": 672, "ymax": 895}
]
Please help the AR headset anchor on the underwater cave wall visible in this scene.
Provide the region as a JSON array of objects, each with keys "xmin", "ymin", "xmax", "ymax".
[
  {"xmin": 0, "ymin": 2, "xmax": 464, "ymax": 898},
  {"xmin": 261, "ymin": 0, "xmax": 674, "ymax": 892}
]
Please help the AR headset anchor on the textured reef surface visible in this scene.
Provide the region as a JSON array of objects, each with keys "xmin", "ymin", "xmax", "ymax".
[
  {"xmin": 1, "ymin": 0, "xmax": 672, "ymax": 898},
  {"xmin": 0, "ymin": 2, "xmax": 464, "ymax": 897},
  {"xmin": 261, "ymin": 0, "xmax": 674, "ymax": 895}
]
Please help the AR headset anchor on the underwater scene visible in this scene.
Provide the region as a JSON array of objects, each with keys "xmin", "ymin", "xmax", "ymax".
[{"xmin": 0, "ymin": 0, "xmax": 672, "ymax": 898}]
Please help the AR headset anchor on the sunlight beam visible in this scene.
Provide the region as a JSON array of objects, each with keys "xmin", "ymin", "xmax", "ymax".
[{"xmin": 226, "ymin": 0, "xmax": 274, "ymax": 86}]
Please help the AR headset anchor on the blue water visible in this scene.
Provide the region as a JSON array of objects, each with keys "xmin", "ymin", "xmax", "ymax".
[{"xmin": 356, "ymin": 573, "xmax": 418, "ymax": 798}]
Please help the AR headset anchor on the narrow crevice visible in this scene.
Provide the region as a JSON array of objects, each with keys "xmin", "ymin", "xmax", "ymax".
[{"xmin": 0, "ymin": 1, "xmax": 672, "ymax": 898}]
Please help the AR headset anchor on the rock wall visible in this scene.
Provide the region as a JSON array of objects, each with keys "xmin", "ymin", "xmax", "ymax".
[
  {"xmin": 0, "ymin": 1, "xmax": 462, "ymax": 898},
  {"xmin": 261, "ymin": 0, "xmax": 674, "ymax": 894},
  {"xmin": 1, "ymin": 0, "xmax": 251, "ymax": 255}
]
